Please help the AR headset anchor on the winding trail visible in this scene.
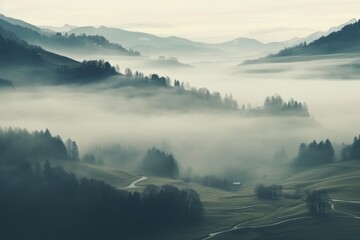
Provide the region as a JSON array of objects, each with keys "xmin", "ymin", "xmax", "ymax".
[
  {"xmin": 329, "ymin": 199, "xmax": 360, "ymax": 219},
  {"xmin": 331, "ymin": 199, "xmax": 360, "ymax": 204},
  {"xmin": 202, "ymin": 198, "xmax": 360, "ymax": 240},
  {"xmin": 204, "ymin": 205, "xmax": 264, "ymax": 211},
  {"xmin": 119, "ymin": 176, "xmax": 148, "ymax": 189},
  {"xmin": 202, "ymin": 216, "xmax": 311, "ymax": 240}
]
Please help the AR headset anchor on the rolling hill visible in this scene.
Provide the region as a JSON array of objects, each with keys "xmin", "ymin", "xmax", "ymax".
[
  {"xmin": 244, "ymin": 19, "xmax": 360, "ymax": 64},
  {"xmin": 0, "ymin": 16, "xmax": 139, "ymax": 57},
  {"xmin": 0, "ymin": 31, "xmax": 120, "ymax": 85}
]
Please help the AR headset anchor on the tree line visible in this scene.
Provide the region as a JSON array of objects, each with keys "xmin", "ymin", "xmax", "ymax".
[
  {"xmin": 262, "ymin": 94, "xmax": 309, "ymax": 116},
  {"xmin": 295, "ymin": 139, "xmax": 335, "ymax": 167},
  {"xmin": 183, "ymin": 173, "xmax": 234, "ymax": 191},
  {"xmin": 341, "ymin": 135, "xmax": 360, "ymax": 161},
  {"xmin": 142, "ymin": 147, "xmax": 179, "ymax": 179},
  {"xmin": 58, "ymin": 59, "xmax": 118, "ymax": 83},
  {"xmin": 52, "ymin": 32, "xmax": 140, "ymax": 56},
  {"xmin": 255, "ymin": 184, "xmax": 283, "ymax": 200},
  {"xmin": 0, "ymin": 31, "xmax": 42, "ymax": 61},
  {"xmin": 0, "ymin": 127, "xmax": 79, "ymax": 162},
  {"xmin": 0, "ymin": 78, "xmax": 13, "ymax": 88},
  {"xmin": 0, "ymin": 127, "xmax": 204, "ymax": 239},
  {"xmin": 294, "ymin": 134, "xmax": 360, "ymax": 168},
  {"xmin": 0, "ymin": 160, "xmax": 203, "ymax": 239}
]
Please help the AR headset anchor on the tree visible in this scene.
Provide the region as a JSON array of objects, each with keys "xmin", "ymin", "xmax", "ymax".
[
  {"xmin": 295, "ymin": 139, "xmax": 335, "ymax": 167},
  {"xmin": 255, "ymin": 184, "xmax": 283, "ymax": 200},
  {"xmin": 341, "ymin": 135, "xmax": 360, "ymax": 161},
  {"xmin": 142, "ymin": 148, "xmax": 179, "ymax": 178},
  {"xmin": 305, "ymin": 190, "xmax": 329, "ymax": 215},
  {"xmin": 66, "ymin": 139, "xmax": 80, "ymax": 161},
  {"xmin": 125, "ymin": 68, "xmax": 133, "ymax": 77}
]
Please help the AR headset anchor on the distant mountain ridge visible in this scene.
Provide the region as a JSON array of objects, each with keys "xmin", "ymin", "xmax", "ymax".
[
  {"xmin": 285, "ymin": 18, "xmax": 358, "ymax": 46},
  {"xmin": 0, "ymin": 14, "xmax": 357, "ymax": 62},
  {"xmin": 0, "ymin": 17, "xmax": 140, "ymax": 56},
  {"xmin": 244, "ymin": 19, "xmax": 360, "ymax": 64},
  {"xmin": 69, "ymin": 26, "xmax": 287, "ymax": 55},
  {"xmin": 0, "ymin": 14, "xmax": 45, "ymax": 34},
  {"xmin": 68, "ymin": 20, "xmax": 357, "ymax": 59}
]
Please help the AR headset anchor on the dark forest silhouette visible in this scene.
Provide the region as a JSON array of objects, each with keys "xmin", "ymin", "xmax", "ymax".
[
  {"xmin": 0, "ymin": 78, "xmax": 13, "ymax": 88},
  {"xmin": 341, "ymin": 135, "xmax": 360, "ymax": 161},
  {"xmin": 262, "ymin": 95, "xmax": 309, "ymax": 116},
  {"xmin": 305, "ymin": 190, "xmax": 329, "ymax": 216},
  {"xmin": 0, "ymin": 128, "xmax": 71, "ymax": 162},
  {"xmin": 142, "ymin": 147, "xmax": 179, "ymax": 178},
  {"xmin": 295, "ymin": 139, "xmax": 335, "ymax": 167},
  {"xmin": 255, "ymin": 184, "xmax": 283, "ymax": 200},
  {"xmin": 0, "ymin": 128, "xmax": 204, "ymax": 239}
]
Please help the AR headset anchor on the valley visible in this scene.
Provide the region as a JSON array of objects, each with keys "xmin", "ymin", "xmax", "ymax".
[{"xmin": 0, "ymin": 4, "xmax": 360, "ymax": 240}]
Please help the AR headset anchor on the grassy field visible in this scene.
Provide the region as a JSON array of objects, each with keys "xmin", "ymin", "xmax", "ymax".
[
  {"xmin": 138, "ymin": 161, "xmax": 360, "ymax": 240},
  {"xmin": 45, "ymin": 159, "xmax": 360, "ymax": 240},
  {"xmin": 48, "ymin": 159, "xmax": 139, "ymax": 188},
  {"xmin": 210, "ymin": 217, "xmax": 360, "ymax": 240}
]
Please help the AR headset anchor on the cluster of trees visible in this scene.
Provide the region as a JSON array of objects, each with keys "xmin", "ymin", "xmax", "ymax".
[
  {"xmin": 82, "ymin": 153, "xmax": 104, "ymax": 166},
  {"xmin": 0, "ymin": 128, "xmax": 76, "ymax": 162},
  {"xmin": 184, "ymin": 174, "xmax": 233, "ymax": 191},
  {"xmin": 276, "ymin": 42, "xmax": 308, "ymax": 57},
  {"xmin": 0, "ymin": 31, "xmax": 42, "ymax": 62},
  {"xmin": 0, "ymin": 128, "xmax": 79, "ymax": 162},
  {"xmin": 52, "ymin": 33, "xmax": 140, "ymax": 56},
  {"xmin": 305, "ymin": 190, "xmax": 329, "ymax": 215},
  {"xmin": 142, "ymin": 147, "xmax": 179, "ymax": 179},
  {"xmin": 295, "ymin": 140, "xmax": 334, "ymax": 167},
  {"xmin": 255, "ymin": 184, "xmax": 283, "ymax": 200},
  {"xmin": 0, "ymin": 78, "xmax": 13, "ymax": 88},
  {"xmin": 199, "ymin": 175, "xmax": 233, "ymax": 191},
  {"xmin": 65, "ymin": 139, "xmax": 80, "ymax": 161},
  {"xmin": 262, "ymin": 95, "xmax": 309, "ymax": 116},
  {"xmin": 341, "ymin": 135, "xmax": 360, "ymax": 161},
  {"xmin": 118, "ymin": 68, "xmax": 239, "ymax": 110},
  {"xmin": 0, "ymin": 160, "xmax": 203, "ymax": 239},
  {"xmin": 58, "ymin": 59, "xmax": 118, "ymax": 83},
  {"xmin": 85, "ymin": 144, "xmax": 142, "ymax": 169}
]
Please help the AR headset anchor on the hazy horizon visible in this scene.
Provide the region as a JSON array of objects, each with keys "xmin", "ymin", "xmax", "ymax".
[{"xmin": 1, "ymin": 0, "xmax": 359, "ymax": 43}]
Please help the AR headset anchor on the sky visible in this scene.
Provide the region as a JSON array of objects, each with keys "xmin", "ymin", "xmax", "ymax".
[{"xmin": 1, "ymin": 0, "xmax": 359, "ymax": 43}]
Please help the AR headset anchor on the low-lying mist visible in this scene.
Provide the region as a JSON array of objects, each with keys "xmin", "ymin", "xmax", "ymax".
[
  {"xmin": 2, "ymin": 53, "xmax": 360, "ymax": 181},
  {"xmin": 0, "ymin": 85, "xmax": 339, "ymax": 179}
]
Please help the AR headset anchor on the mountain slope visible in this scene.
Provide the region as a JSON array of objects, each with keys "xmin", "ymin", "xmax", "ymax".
[
  {"xmin": 285, "ymin": 18, "xmax": 358, "ymax": 46},
  {"xmin": 69, "ymin": 26, "xmax": 224, "ymax": 57},
  {"xmin": 0, "ymin": 31, "xmax": 119, "ymax": 85},
  {"xmin": 0, "ymin": 14, "xmax": 45, "ymax": 34},
  {"xmin": 0, "ymin": 16, "xmax": 139, "ymax": 56},
  {"xmin": 244, "ymin": 20, "xmax": 360, "ymax": 64},
  {"xmin": 277, "ymin": 20, "xmax": 360, "ymax": 56}
]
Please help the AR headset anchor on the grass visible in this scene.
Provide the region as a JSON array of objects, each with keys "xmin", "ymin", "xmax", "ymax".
[
  {"xmin": 49, "ymin": 159, "xmax": 139, "ymax": 188},
  {"xmin": 140, "ymin": 160, "xmax": 360, "ymax": 239},
  {"xmin": 210, "ymin": 217, "xmax": 360, "ymax": 240},
  {"xmin": 45, "ymin": 159, "xmax": 360, "ymax": 240}
]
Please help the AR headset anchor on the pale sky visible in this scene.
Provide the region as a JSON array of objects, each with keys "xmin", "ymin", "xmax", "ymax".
[{"xmin": 1, "ymin": 0, "xmax": 359, "ymax": 43}]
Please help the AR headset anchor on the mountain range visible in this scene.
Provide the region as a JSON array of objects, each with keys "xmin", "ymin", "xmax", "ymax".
[
  {"xmin": 67, "ymin": 20, "xmax": 357, "ymax": 59},
  {"xmin": 0, "ymin": 13, "xmax": 357, "ymax": 61}
]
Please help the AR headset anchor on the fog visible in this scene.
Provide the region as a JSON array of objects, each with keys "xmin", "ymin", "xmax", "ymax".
[{"xmin": 2, "ymin": 53, "xmax": 360, "ymax": 180}]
